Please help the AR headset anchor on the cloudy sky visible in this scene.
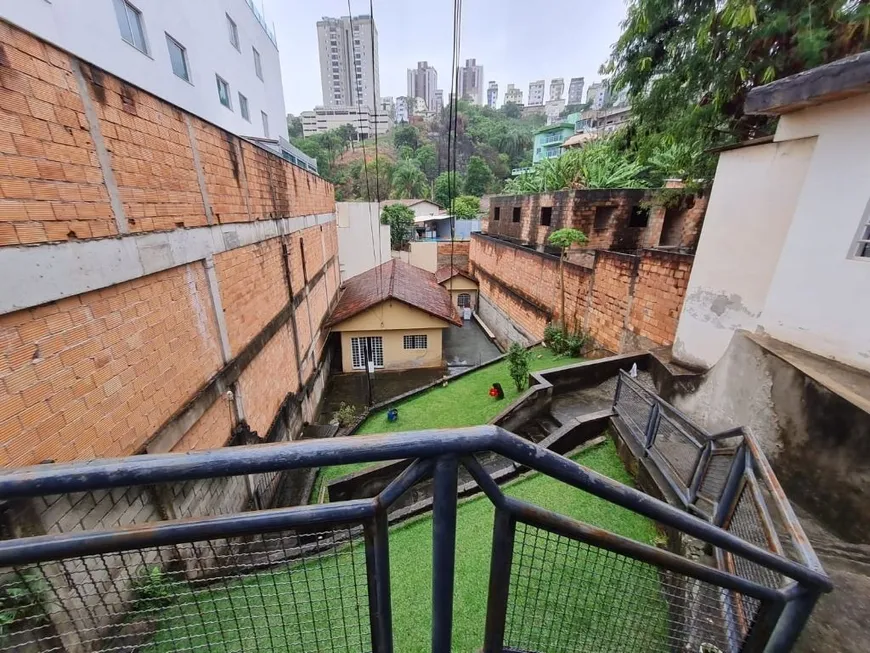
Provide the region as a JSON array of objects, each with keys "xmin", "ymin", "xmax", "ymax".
[{"xmin": 260, "ymin": 0, "xmax": 628, "ymax": 115}]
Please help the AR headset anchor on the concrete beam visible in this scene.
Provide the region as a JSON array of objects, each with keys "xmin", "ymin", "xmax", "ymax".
[{"xmin": 0, "ymin": 213, "xmax": 334, "ymax": 314}]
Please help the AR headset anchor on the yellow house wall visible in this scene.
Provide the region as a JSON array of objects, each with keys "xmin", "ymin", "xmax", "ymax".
[
  {"xmin": 332, "ymin": 300, "xmax": 450, "ymax": 372},
  {"xmin": 440, "ymin": 276, "xmax": 478, "ymax": 291}
]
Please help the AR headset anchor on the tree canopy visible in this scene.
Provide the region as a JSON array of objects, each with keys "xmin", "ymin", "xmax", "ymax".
[
  {"xmin": 452, "ymin": 196, "xmax": 481, "ymax": 220},
  {"xmin": 380, "ymin": 204, "xmax": 416, "ymax": 250},
  {"xmin": 434, "ymin": 171, "xmax": 462, "ymax": 209},
  {"xmin": 464, "ymin": 156, "xmax": 494, "ymax": 196},
  {"xmin": 391, "ymin": 161, "xmax": 429, "ymax": 199}
]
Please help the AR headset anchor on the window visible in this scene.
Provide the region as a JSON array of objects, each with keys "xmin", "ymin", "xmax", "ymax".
[
  {"xmin": 216, "ymin": 75, "xmax": 231, "ymax": 109},
  {"xmin": 351, "ymin": 336, "xmax": 383, "ymax": 370},
  {"xmin": 853, "ymin": 203, "xmax": 870, "ymax": 259},
  {"xmin": 540, "ymin": 206, "xmax": 553, "ymax": 226},
  {"xmin": 457, "ymin": 293, "xmax": 472, "ymax": 308},
  {"xmin": 493, "ymin": 207, "xmax": 500, "ymax": 221},
  {"xmin": 628, "ymin": 206, "xmax": 650, "ymax": 228},
  {"xmin": 165, "ymin": 34, "xmax": 189, "ymax": 81},
  {"xmin": 238, "ymin": 93, "xmax": 249, "ymax": 121},
  {"xmin": 227, "ymin": 14, "xmax": 240, "ymax": 50},
  {"xmin": 113, "ymin": 0, "xmax": 148, "ymax": 54},
  {"xmin": 403, "ymin": 334, "xmax": 428, "ymax": 350},
  {"xmin": 253, "ymin": 47, "xmax": 263, "ymax": 80},
  {"xmin": 512, "ymin": 207, "xmax": 521, "ymax": 223},
  {"xmin": 594, "ymin": 205, "xmax": 616, "ymax": 230},
  {"xmin": 261, "ymin": 111, "xmax": 269, "ymax": 138}
]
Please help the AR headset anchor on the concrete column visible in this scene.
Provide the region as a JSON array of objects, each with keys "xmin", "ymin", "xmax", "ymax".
[{"xmin": 184, "ymin": 115, "xmax": 215, "ymax": 225}]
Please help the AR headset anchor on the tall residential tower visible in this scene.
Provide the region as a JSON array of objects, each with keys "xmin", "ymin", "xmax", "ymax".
[
  {"xmin": 407, "ymin": 61, "xmax": 438, "ymax": 111},
  {"xmin": 528, "ymin": 80, "xmax": 545, "ymax": 106},
  {"xmin": 487, "ymin": 81, "xmax": 498, "ymax": 108},
  {"xmin": 457, "ymin": 58, "xmax": 484, "ymax": 105},
  {"xmin": 568, "ymin": 77, "xmax": 585, "ymax": 104},
  {"xmin": 316, "ymin": 15, "xmax": 380, "ymax": 110}
]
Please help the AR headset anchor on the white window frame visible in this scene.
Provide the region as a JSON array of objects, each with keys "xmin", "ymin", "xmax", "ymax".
[
  {"xmin": 227, "ymin": 14, "xmax": 240, "ymax": 51},
  {"xmin": 238, "ymin": 93, "xmax": 250, "ymax": 121},
  {"xmin": 261, "ymin": 111, "xmax": 269, "ymax": 138},
  {"xmin": 253, "ymin": 47, "xmax": 263, "ymax": 81},
  {"xmin": 849, "ymin": 200, "xmax": 870, "ymax": 261},
  {"xmin": 216, "ymin": 75, "xmax": 232, "ymax": 110},
  {"xmin": 457, "ymin": 293, "xmax": 472, "ymax": 308},
  {"xmin": 113, "ymin": 0, "xmax": 148, "ymax": 54},
  {"xmin": 351, "ymin": 336, "xmax": 384, "ymax": 370},
  {"xmin": 403, "ymin": 334, "xmax": 428, "ymax": 350},
  {"xmin": 165, "ymin": 33, "xmax": 190, "ymax": 82}
]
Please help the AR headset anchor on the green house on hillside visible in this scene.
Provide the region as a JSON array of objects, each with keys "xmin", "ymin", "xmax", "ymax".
[{"xmin": 533, "ymin": 122, "xmax": 575, "ymax": 163}]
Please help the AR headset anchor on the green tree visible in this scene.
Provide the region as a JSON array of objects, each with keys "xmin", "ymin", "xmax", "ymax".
[
  {"xmin": 500, "ymin": 103, "xmax": 522, "ymax": 119},
  {"xmin": 414, "ymin": 144, "xmax": 438, "ymax": 181},
  {"xmin": 607, "ymin": 0, "xmax": 869, "ymax": 179},
  {"xmin": 391, "ymin": 161, "xmax": 429, "ymax": 199},
  {"xmin": 352, "ymin": 155, "xmax": 393, "ymax": 201},
  {"xmin": 397, "ymin": 145, "xmax": 416, "ymax": 161},
  {"xmin": 434, "ymin": 172, "xmax": 462, "ymax": 208},
  {"xmin": 286, "ymin": 114, "xmax": 303, "ymax": 139},
  {"xmin": 380, "ymin": 204, "xmax": 416, "ymax": 250},
  {"xmin": 464, "ymin": 156, "xmax": 494, "ymax": 196},
  {"xmin": 506, "ymin": 343, "xmax": 531, "ymax": 392},
  {"xmin": 393, "ymin": 124, "xmax": 421, "ymax": 151},
  {"xmin": 452, "ymin": 195, "xmax": 481, "ymax": 220},
  {"xmin": 548, "ymin": 228, "xmax": 589, "ymax": 336}
]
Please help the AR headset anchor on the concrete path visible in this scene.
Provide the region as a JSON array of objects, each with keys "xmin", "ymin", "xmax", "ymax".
[{"xmin": 443, "ymin": 319, "xmax": 502, "ymax": 374}]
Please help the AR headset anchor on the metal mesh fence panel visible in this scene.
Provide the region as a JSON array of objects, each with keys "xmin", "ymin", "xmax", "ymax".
[
  {"xmin": 726, "ymin": 484, "xmax": 785, "ymax": 592},
  {"xmin": 0, "ymin": 525, "xmax": 370, "ymax": 653},
  {"xmin": 650, "ymin": 415, "xmax": 703, "ymax": 488},
  {"xmin": 614, "ymin": 378, "xmax": 653, "ymax": 445},
  {"xmin": 699, "ymin": 451, "xmax": 736, "ymax": 502},
  {"xmin": 504, "ymin": 522, "xmax": 758, "ymax": 653}
]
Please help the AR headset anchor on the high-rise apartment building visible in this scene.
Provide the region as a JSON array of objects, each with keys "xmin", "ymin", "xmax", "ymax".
[
  {"xmin": 568, "ymin": 77, "xmax": 585, "ymax": 104},
  {"xmin": 589, "ymin": 80, "xmax": 610, "ymax": 110},
  {"xmin": 457, "ymin": 58, "xmax": 484, "ymax": 105},
  {"xmin": 395, "ymin": 96, "xmax": 410, "ymax": 123},
  {"xmin": 407, "ymin": 61, "xmax": 438, "ymax": 112},
  {"xmin": 504, "ymin": 84, "xmax": 524, "ymax": 105},
  {"xmin": 316, "ymin": 15, "xmax": 380, "ymax": 110},
  {"xmin": 434, "ymin": 89, "xmax": 445, "ymax": 113},
  {"xmin": 528, "ymin": 80, "xmax": 545, "ymax": 106},
  {"xmin": 549, "ymin": 78, "xmax": 565, "ymax": 102},
  {"xmin": 0, "ymin": 0, "xmax": 287, "ymax": 139},
  {"xmin": 487, "ymin": 81, "xmax": 498, "ymax": 108}
]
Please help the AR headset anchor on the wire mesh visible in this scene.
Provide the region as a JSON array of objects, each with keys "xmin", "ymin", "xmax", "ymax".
[
  {"xmin": 650, "ymin": 413, "xmax": 704, "ymax": 487},
  {"xmin": 725, "ymin": 484, "xmax": 785, "ymax": 592},
  {"xmin": 613, "ymin": 376, "xmax": 654, "ymax": 445},
  {"xmin": 0, "ymin": 526, "xmax": 370, "ymax": 653},
  {"xmin": 504, "ymin": 522, "xmax": 759, "ymax": 653},
  {"xmin": 699, "ymin": 450, "xmax": 736, "ymax": 502}
]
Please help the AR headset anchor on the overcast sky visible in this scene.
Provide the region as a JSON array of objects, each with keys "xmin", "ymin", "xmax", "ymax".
[{"xmin": 261, "ymin": 0, "xmax": 628, "ymax": 116}]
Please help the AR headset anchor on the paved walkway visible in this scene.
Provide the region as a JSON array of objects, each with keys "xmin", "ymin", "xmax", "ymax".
[{"xmin": 443, "ymin": 319, "xmax": 502, "ymax": 374}]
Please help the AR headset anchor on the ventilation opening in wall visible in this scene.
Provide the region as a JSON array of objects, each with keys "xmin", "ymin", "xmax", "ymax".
[
  {"xmin": 594, "ymin": 205, "xmax": 616, "ymax": 230},
  {"xmin": 493, "ymin": 207, "xmax": 500, "ymax": 221},
  {"xmin": 512, "ymin": 207, "xmax": 521, "ymax": 223},
  {"xmin": 629, "ymin": 206, "xmax": 650, "ymax": 228},
  {"xmin": 659, "ymin": 207, "xmax": 684, "ymax": 247},
  {"xmin": 540, "ymin": 207, "xmax": 552, "ymax": 226}
]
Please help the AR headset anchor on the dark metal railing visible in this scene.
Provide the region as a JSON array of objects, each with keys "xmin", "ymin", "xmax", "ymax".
[{"xmin": 0, "ymin": 421, "xmax": 830, "ymax": 652}]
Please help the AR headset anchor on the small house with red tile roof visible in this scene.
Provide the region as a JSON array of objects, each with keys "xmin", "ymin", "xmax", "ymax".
[
  {"xmin": 434, "ymin": 265, "xmax": 479, "ymax": 312},
  {"xmin": 326, "ymin": 259, "xmax": 462, "ymax": 373}
]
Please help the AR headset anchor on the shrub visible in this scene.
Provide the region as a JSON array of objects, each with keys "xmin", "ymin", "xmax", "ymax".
[
  {"xmin": 0, "ymin": 569, "xmax": 45, "ymax": 640},
  {"xmin": 332, "ymin": 402, "xmax": 359, "ymax": 427},
  {"xmin": 132, "ymin": 566, "xmax": 174, "ymax": 613},
  {"xmin": 506, "ymin": 343, "xmax": 531, "ymax": 392},
  {"xmin": 543, "ymin": 323, "xmax": 565, "ymax": 352},
  {"xmin": 543, "ymin": 322, "xmax": 588, "ymax": 357}
]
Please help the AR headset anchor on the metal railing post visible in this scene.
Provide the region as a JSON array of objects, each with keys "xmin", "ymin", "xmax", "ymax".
[
  {"xmin": 483, "ymin": 508, "xmax": 516, "ymax": 653},
  {"xmin": 643, "ymin": 402, "xmax": 660, "ymax": 453},
  {"xmin": 432, "ymin": 456, "xmax": 459, "ymax": 653},
  {"xmin": 688, "ymin": 441, "xmax": 712, "ymax": 504},
  {"xmin": 714, "ymin": 442, "xmax": 747, "ymax": 526},
  {"xmin": 762, "ymin": 590, "xmax": 821, "ymax": 652},
  {"xmin": 364, "ymin": 509, "xmax": 393, "ymax": 653}
]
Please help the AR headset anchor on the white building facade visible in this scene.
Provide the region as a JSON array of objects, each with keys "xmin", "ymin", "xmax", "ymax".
[
  {"xmin": 504, "ymin": 84, "xmax": 523, "ymax": 105},
  {"xmin": 487, "ymin": 81, "xmax": 498, "ymax": 108},
  {"xmin": 457, "ymin": 58, "xmax": 484, "ymax": 105},
  {"xmin": 1, "ymin": 0, "xmax": 287, "ymax": 139},
  {"xmin": 549, "ymin": 78, "xmax": 564, "ymax": 102},
  {"xmin": 528, "ymin": 80, "xmax": 545, "ymax": 106},
  {"xmin": 301, "ymin": 106, "xmax": 392, "ymax": 139},
  {"xmin": 316, "ymin": 15, "xmax": 380, "ymax": 111},
  {"xmin": 673, "ymin": 54, "xmax": 870, "ymax": 373}
]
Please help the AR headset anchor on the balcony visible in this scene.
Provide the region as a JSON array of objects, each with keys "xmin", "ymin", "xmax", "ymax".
[{"xmin": 0, "ymin": 360, "xmax": 830, "ymax": 653}]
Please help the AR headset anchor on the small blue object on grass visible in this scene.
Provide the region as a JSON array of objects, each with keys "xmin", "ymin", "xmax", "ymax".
[{"xmin": 387, "ymin": 407, "xmax": 399, "ymax": 422}]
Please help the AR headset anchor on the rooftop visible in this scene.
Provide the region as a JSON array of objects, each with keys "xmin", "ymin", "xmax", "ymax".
[
  {"xmin": 326, "ymin": 259, "xmax": 462, "ymax": 327},
  {"xmin": 434, "ymin": 265, "xmax": 474, "ymax": 283}
]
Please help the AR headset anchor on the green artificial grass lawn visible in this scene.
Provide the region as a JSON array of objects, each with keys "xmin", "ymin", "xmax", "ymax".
[
  {"xmin": 146, "ymin": 441, "xmax": 663, "ymax": 653},
  {"xmin": 310, "ymin": 346, "xmax": 582, "ymax": 502}
]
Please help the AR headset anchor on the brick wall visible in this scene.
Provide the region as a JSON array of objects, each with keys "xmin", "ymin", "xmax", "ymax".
[
  {"xmin": 485, "ymin": 189, "xmax": 708, "ymax": 253},
  {"xmin": 437, "ymin": 241, "xmax": 470, "ymax": 270},
  {"xmin": 470, "ymin": 233, "xmax": 694, "ymax": 353}
]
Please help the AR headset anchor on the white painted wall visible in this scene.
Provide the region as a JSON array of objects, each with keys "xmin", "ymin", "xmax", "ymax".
[
  {"xmin": 674, "ymin": 93, "xmax": 870, "ymax": 372},
  {"xmin": 673, "ymin": 139, "xmax": 816, "ymax": 369},
  {"xmin": 758, "ymin": 95, "xmax": 870, "ymax": 370},
  {"xmin": 0, "ymin": 0, "xmax": 287, "ymax": 140},
  {"xmin": 336, "ymin": 203, "xmax": 390, "ymax": 281}
]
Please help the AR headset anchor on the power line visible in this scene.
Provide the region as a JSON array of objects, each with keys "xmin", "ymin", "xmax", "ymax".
[{"xmin": 447, "ymin": 0, "xmax": 463, "ymax": 289}]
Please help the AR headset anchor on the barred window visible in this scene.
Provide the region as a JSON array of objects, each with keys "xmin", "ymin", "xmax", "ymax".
[
  {"xmin": 457, "ymin": 293, "xmax": 472, "ymax": 308},
  {"xmin": 403, "ymin": 335, "xmax": 428, "ymax": 350},
  {"xmin": 351, "ymin": 337, "xmax": 383, "ymax": 369}
]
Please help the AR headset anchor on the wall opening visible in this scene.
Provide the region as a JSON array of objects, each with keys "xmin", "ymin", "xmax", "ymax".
[
  {"xmin": 512, "ymin": 207, "xmax": 521, "ymax": 223},
  {"xmin": 628, "ymin": 206, "xmax": 650, "ymax": 228},
  {"xmin": 540, "ymin": 207, "xmax": 552, "ymax": 226},
  {"xmin": 493, "ymin": 207, "xmax": 500, "ymax": 221},
  {"xmin": 659, "ymin": 207, "xmax": 685, "ymax": 246}
]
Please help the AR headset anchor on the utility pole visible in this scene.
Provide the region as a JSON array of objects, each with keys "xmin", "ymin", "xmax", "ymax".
[{"xmin": 364, "ymin": 338, "xmax": 374, "ymax": 406}]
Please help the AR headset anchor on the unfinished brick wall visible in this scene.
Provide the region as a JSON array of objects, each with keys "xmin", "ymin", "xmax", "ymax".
[
  {"xmin": 437, "ymin": 241, "xmax": 470, "ymax": 270},
  {"xmin": 0, "ymin": 19, "xmax": 334, "ymax": 246},
  {"xmin": 470, "ymin": 233, "xmax": 694, "ymax": 353},
  {"xmin": 238, "ymin": 324, "xmax": 299, "ymax": 437},
  {"xmin": 171, "ymin": 393, "xmax": 234, "ymax": 453},
  {"xmin": 485, "ymin": 189, "xmax": 708, "ymax": 252}
]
